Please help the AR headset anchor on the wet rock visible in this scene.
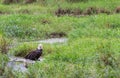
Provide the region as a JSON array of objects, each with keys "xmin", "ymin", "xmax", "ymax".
[
  {"xmin": 7, "ymin": 62, "xmax": 28, "ymax": 72},
  {"xmin": 7, "ymin": 56, "xmax": 44, "ymax": 72}
]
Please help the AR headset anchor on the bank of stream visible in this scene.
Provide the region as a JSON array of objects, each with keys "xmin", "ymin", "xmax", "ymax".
[{"xmin": 7, "ymin": 38, "xmax": 68, "ymax": 72}]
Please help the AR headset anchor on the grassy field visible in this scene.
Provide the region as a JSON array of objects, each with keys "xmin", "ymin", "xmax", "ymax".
[{"xmin": 0, "ymin": 0, "xmax": 120, "ymax": 78}]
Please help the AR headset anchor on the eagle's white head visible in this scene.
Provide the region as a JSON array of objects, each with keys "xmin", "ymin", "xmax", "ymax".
[{"xmin": 37, "ymin": 44, "xmax": 43, "ymax": 50}]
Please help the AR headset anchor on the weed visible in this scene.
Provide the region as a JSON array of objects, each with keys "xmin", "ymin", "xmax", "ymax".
[
  {"xmin": 115, "ymin": 6, "xmax": 120, "ymax": 13},
  {"xmin": 94, "ymin": 41, "xmax": 120, "ymax": 78},
  {"xmin": 0, "ymin": 53, "xmax": 8, "ymax": 76},
  {"xmin": 0, "ymin": 35, "xmax": 12, "ymax": 54},
  {"xmin": 96, "ymin": 42, "xmax": 117, "ymax": 67}
]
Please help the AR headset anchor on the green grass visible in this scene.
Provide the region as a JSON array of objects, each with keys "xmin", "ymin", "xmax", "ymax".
[
  {"xmin": 0, "ymin": 14, "xmax": 119, "ymax": 40},
  {"xmin": 0, "ymin": 14, "xmax": 72, "ymax": 40},
  {"xmin": 69, "ymin": 14, "xmax": 120, "ymax": 39},
  {"xmin": 0, "ymin": 53, "xmax": 8, "ymax": 76},
  {"xmin": 0, "ymin": 0, "xmax": 120, "ymax": 78}
]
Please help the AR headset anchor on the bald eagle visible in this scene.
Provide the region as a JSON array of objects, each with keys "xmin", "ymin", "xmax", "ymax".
[{"xmin": 25, "ymin": 44, "xmax": 43, "ymax": 60}]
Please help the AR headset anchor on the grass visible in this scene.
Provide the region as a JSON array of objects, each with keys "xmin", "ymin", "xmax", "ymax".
[
  {"xmin": 69, "ymin": 14, "xmax": 120, "ymax": 39},
  {"xmin": 0, "ymin": 14, "xmax": 119, "ymax": 40},
  {"xmin": 0, "ymin": 53, "xmax": 8, "ymax": 76},
  {"xmin": 0, "ymin": 14, "xmax": 72, "ymax": 40},
  {"xmin": 0, "ymin": 35, "xmax": 12, "ymax": 54},
  {"xmin": 0, "ymin": 0, "xmax": 120, "ymax": 78}
]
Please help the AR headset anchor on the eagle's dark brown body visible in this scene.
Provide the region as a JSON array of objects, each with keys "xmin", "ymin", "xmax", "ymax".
[{"xmin": 25, "ymin": 49, "xmax": 42, "ymax": 60}]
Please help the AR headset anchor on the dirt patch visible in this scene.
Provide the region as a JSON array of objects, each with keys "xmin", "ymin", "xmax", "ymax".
[
  {"xmin": 0, "ymin": 11, "xmax": 10, "ymax": 15},
  {"xmin": 18, "ymin": 9, "xmax": 30, "ymax": 14},
  {"xmin": 0, "ymin": 69, "xmax": 4, "ymax": 76},
  {"xmin": 0, "ymin": 11, "xmax": 9, "ymax": 15},
  {"xmin": 83, "ymin": 7, "xmax": 110, "ymax": 15},
  {"xmin": 48, "ymin": 32, "xmax": 66, "ymax": 38},
  {"xmin": 3, "ymin": 0, "xmax": 20, "ymax": 4},
  {"xmin": 24, "ymin": 0, "xmax": 36, "ymax": 4},
  {"xmin": 55, "ymin": 7, "xmax": 112, "ymax": 16},
  {"xmin": 115, "ymin": 6, "xmax": 120, "ymax": 13},
  {"xmin": 55, "ymin": 8, "xmax": 82, "ymax": 16},
  {"xmin": 0, "ymin": 11, "xmax": 3, "ymax": 15},
  {"xmin": 41, "ymin": 19, "xmax": 50, "ymax": 24},
  {"xmin": 2, "ymin": 0, "xmax": 36, "ymax": 4}
]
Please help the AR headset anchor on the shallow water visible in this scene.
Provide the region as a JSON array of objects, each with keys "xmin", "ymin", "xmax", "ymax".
[
  {"xmin": 39, "ymin": 38, "xmax": 67, "ymax": 44},
  {"xmin": 24, "ymin": 38, "xmax": 68, "ymax": 44}
]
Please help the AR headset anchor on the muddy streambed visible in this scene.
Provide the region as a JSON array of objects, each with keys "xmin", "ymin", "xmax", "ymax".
[{"xmin": 7, "ymin": 38, "xmax": 68, "ymax": 72}]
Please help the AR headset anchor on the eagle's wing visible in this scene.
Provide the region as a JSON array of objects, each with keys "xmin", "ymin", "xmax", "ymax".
[{"xmin": 25, "ymin": 51, "xmax": 37, "ymax": 60}]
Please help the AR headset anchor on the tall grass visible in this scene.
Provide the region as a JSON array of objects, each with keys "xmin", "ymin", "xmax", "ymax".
[
  {"xmin": 0, "ymin": 35, "xmax": 12, "ymax": 54},
  {"xmin": 69, "ymin": 14, "xmax": 120, "ymax": 39}
]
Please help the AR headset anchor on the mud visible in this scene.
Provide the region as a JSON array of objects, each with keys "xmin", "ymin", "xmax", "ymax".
[
  {"xmin": 41, "ymin": 19, "xmax": 50, "ymax": 24},
  {"xmin": 0, "ymin": 11, "xmax": 8, "ymax": 15},
  {"xmin": 55, "ymin": 7, "xmax": 120, "ymax": 17},
  {"xmin": 83, "ymin": 7, "xmax": 110, "ymax": 15},
  {"xmin": 18, "ymin": 9, "xmax": 30, "ymax": 14},
  {"xmin": 115, "ymin": 6, "xmax": 120, "ymax": 13},
  {"xmin": 0, "ymin": 11, "xmax": 3, "ymax": 14},
  {"xmin": 24, "ymin": 0, "xmax": 36, "ymax": 4},
  {"xmin": 0, "ymin": 6, "xmax": 119, "ymax": 15},
  {"xmin": 48, "ymin": 32, "xmax": 66, "ymax": 38},
  {"xmin": 55, "ymin": 8, "xmax": 82, "ymax": 16}
]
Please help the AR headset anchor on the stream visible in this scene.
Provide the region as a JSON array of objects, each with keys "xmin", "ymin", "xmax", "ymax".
[{"xmin": 7, "ymin": 38, "xmax": 68, "ymax": 72}]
